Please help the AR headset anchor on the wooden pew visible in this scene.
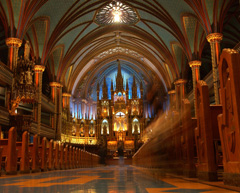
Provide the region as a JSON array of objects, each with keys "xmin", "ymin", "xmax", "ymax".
[
  {"xmin": 54, "ymin": 142, "xmax": 59, "ymax": 170},
  {"xmin": 195, "ymin": 80, "xmax": 222, "ymax": 181},
  {"xmin": 218, "ymin": 49, "xmax": 240, "ymax": 187},
  {"xmin": 78, "ymin": 148, "xmax": 81, "ymax": 168},
  {"xmin": 19, "ymin": 131, "xmax": 30, "ymax": 173},
  {"xmin": 64, "ymin": 145, "xmax": 69, "ymax": 169},
  {"xmin": 181, "ymin": 99, "xmax": 196, "ymax": 177},
  {"xmin": 47, "ymin": 139, "xmax": 54, "ymax": 170},
  {"xmin": 0, "ymin": 147, "xmax": 3, "ymax": 176},
  {"xmin": 69, "ymin": 145, "xmax": 72, "ymax": 169},
  {"xmin": 59, "ymin": 143, "xmax": 64, "ymax": 170},
  {"xmin": 75, "ymin": 148, "xmax": 79, "ymax": 168},
  {"xmin": 39, "ymin": 137, "xmax": 47, "ymax": 171},
  {"xmin": 29, "ymin": 134, "xmax": 40, "ymax": 172},
  {"xmin": 72, "ymin": 147, "xmax": 76, "ymax": 168},
  {"xmin": 1, "ymin": 127, "xmax": 18, "ymax": 175}
]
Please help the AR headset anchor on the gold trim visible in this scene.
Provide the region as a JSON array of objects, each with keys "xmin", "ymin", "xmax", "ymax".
[
  {"xmin": 34, "ymin": 65, "xmax": 45, "ymax": 72},
  {"xmin": 168, "ymin": 90, "xmax": 176, "ymax": 95},
  {"xmin": 223, "ymin": 48, "xmax": 238, "ymax": 54},
  {"xmin": 63, "ymin": 93, "xmax": 71, "ymax": 97},
  {"xmin": 206, "ymin": 33, "xmax": 223, "ymax": 43},
  {"xmin": 174, "ymin": 79, "xmax": 187, "ymax": 85},
  {"xmin": 189, "ymin": 60, "xmax": 201, "ymax": 67},
  {"xmin": 5, "ymin": 37, "xmax": 22, "ymax": 47},
  {"xmin": 50, "ymin": 82, "xmax": 62, "ymax": 87}
]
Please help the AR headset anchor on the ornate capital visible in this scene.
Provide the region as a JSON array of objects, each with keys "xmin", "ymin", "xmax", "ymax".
[
  {"xmin": 206, "ymin": 33, "xmax": 223, "ymax": 43},
  {"xmin": 189, "ymin": 60, "xmax": 201, "ymax": 68},
  {"xmin": 5, "ymin": 37, "xmax": 22, "ymax": 48},
  {"xmin": 174, "ymin": 79, "xmax": 187, "ymax": 85},
  {"xmin": 222, "ymin": 48, "xmax": 238, "ymax": 54},
  {"xmin": 62, "ymin": 93, "xmax": 71, "ymax": 97},
  {"xmin": 34, "ymin": 65, "xmax": 45, "ymax": 72},
  {"xmin": 50, "ymin": 82, "xmax": 62, "ymax": 87},
  {"xmin": 168, "ymin": 90, "xmax": 176, "ymax": 95}
]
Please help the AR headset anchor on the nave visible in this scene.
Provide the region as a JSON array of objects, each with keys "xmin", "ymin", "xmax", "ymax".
[{"xmin": 0, "ymin": 165, "xmax": 239, "ymax": 193}]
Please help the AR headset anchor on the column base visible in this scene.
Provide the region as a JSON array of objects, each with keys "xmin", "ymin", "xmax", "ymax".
[
  {"xmin": 6, "ymin": 171, "xmax": 17, "ymax": 175},
  {"xmin": 197, "ymin": 171, "xmax": 218, "ymax": 181},
  {"xmin": 223, "ymin": 172, "xmax": 240, "ymax": 187},
  {"xmin": 183, "ymin": 169, "xmax": 196, "ymax": 178}
]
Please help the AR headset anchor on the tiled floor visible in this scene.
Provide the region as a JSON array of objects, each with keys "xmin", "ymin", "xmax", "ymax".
[{"xmin": 0, "ymin": 166, "xmax": 238, "ymax": 193}]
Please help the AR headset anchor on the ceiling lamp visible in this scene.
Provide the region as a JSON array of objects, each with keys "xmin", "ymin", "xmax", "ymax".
[{"xmin": 95, "ymin": 1, "xmax": 139, "ymax": 26}]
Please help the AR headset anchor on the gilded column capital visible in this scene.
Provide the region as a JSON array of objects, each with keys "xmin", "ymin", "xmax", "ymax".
[
  {"xmin": 168, "ymin": 90, "xmax": 176, "ymax": 95},
  {"xmin": 189, "ymin": 60, "xmax": 201, "ymax": 68},
  {"xmin": 222, "ymin": 48, "xmax": 238, "ymax": 54},
  {"xmin": 62, "ymin": 93, "xmax": 71, "ymax": 97},
  {"xmin": 174, "ymin": 79, "xmax": 187, "ymax": 85},
  {"xmin": 34, "ymin": 65, "xmax": 45, "ymax": 72},
  {"xmin": 206, "ymin": 33, "xmax": 223, "ymax": 43},
  {"xmin": 50, "ymin": 82, "xmax": 63, "ymax": 87},
  {"xmin": 5, "ymin": 37, "xmax": 22, "ymax": 47}
]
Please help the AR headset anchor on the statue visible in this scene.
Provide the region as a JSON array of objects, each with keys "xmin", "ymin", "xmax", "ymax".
[
  {"xmin": 24, "ymin": 40, "xmax": 30, "ymax": 61},
  {"xmin": 25, "ymin": 67, "xmax": 33, "ymax": 85}
]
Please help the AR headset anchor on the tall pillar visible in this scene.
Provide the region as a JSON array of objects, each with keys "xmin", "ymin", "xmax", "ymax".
[
  {"xmin": 50, "ymin": 82, "xmax": 60, "ymax": 138},
  {"xmin": 77, "ymin": 102, "xmax": 79, "ymax": 119},
  {"xmin": 174, "ymin": 79, "xmax": 187, "ymax": 112},
  {"xmin": 5, "ymin": 38, "xmax": 22, "ymax": 71},
  {"xmin": 34, "ymin": 65, "xmax": 45, "ymax": 135},
  {"xmin": 168, "ymin": 90, "xmax": 176, "ymax": 111},
  {"xmin": 57, "ymin": 84, "xmax": 63, "ymax": 140},
  {"xmin": 63, "ymin": 93, "xmax": 71, "ymax": 121},
  {"xmin": 189, "ymin": 60, "xmax": 201, "ymax": 116},
  {"xmin": 207, "ymin": 33, "xmax": 223, "ymax": 104}
]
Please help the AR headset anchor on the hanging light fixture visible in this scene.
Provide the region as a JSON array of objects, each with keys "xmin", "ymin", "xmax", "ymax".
[
  {"xmin": 112, "ymin": 1, "xmax": 122, "ymax": 23},
  {"xmin": 95, "ymin": 0, "xmax": 139, "ymax": 26}
]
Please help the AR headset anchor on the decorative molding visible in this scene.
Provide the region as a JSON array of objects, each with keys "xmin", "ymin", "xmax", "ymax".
[
  {"xmin": 5, "ymin": 37, "xmax": 22, "ymax": 47},
  {"xmin": 206, "ymin": 33, "xmax": 223, "ymax": 43},
  {"xmin": 174, "ymin": 79, "xmax": 187, "ymax": 85},
  {"xmin": 222, "ymin": 48, "xmax": 238, "ymax": 54},
  {"xmin": 50, "ymin": 82, "xmax": 62, "ymax": 87},
  {"xmin": 168, "ymin": 90, "xmax": 176, "ymax": 95},
  {"xmin": 34, "ymin": 65, "xmax": 45, "ymax": 72},
  {"xmin": 189, "ymin": 60, "xmax": 201, "ymax": 68},
  {"xmin": 62, "ymin": 93, "xmax": 71, "ymax": 97}
]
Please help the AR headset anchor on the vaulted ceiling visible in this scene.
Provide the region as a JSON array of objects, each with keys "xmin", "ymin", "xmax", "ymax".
[{"xmin": 0, "ymin": 0, "xmax": 239, "ymax": 100}]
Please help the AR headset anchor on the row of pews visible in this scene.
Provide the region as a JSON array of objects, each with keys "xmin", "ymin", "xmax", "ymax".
[
  {"xmin": 133, "ymin": 49, "xmax": 240, "ymax": 187},
  {"xmin": 0, "ymin": 127, "xmax": 100, "ymax": 176}
]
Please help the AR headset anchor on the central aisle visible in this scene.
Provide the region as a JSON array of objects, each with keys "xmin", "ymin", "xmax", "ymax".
[{"xmin": 0, "ymin": 166, "xmax": 238, "ymax": 193}]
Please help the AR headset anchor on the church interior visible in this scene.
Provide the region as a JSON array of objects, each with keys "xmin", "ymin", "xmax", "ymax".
[{"xmin": 0, "ymin": 0, "xmax": 240, "ymax": 192}]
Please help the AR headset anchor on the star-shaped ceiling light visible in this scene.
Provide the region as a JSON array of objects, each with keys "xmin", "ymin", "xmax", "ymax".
[{"xmin": 95, "ymin": 1, "xmax": 139, "ymax": 26}]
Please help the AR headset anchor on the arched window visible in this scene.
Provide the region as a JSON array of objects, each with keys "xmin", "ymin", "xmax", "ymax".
[
  {"xmin": 101, "ymin": 119, "xmax": 109, "ymax": 135},
  {"xmin": 132, "ymin": 118, "xmax": 140, "ymax": 134}
]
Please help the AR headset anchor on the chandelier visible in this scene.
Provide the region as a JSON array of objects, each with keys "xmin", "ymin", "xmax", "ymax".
[
  {"xmin": 95, "ymin": 1, "xmax": 139, "ymax": 26},
  {"xmin": 10, "ymin": 41, "xmax": 37, "ymax": 115}
]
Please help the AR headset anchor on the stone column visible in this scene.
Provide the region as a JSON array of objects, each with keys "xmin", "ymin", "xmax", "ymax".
[
  {"xmin": 50, "ymin": 82, "xmax": 60, "ymax": 138},
  {"xmin": 57, "ymin": 84, "xmax": 63, "ymax": 140},
  {"xmin": 207, "ymin": 33, "xmax": 223, "ymax": 104},
  {"xmin": 174, "ymin": 79, "xmax": 187, "ymax": 112},
  {"xmin": 168, "ymin": 90, "xmax": 176, "ymax": 111},
  {"xmin": 34, "ymin": 65, "xmax": 45, "ymax": 135},
  {"xmin": 5, "ymin": 38, "xmax": 22, "ymax": 71},
  {"xmin": 63, "ymin": 93, "xmax": 71, "ymax": 121},
  {"xmin": 77, "ymin": 102, "xmax": 79, "ymax": 119},
  {"xmin": 189, "ymin": 60, "xmax": 201, "ymax": 116}
]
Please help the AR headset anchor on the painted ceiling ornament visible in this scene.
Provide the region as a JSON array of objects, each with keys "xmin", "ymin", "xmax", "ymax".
[{"xmin": 95, "ymin": 1, "xmax": 139, "ymax": 26}]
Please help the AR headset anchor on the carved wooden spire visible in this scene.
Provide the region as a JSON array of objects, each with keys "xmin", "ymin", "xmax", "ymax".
[
  {"xmin": 102, "ymin": 76, "xmax": 108, "ymax": 99},
  {"xmin": 115, "ymin": 59, "xmax": 124, "ymax": 92},
  {"xmin": 132, "ymin": 75, "xmax": 138, "ymax": 99}
]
